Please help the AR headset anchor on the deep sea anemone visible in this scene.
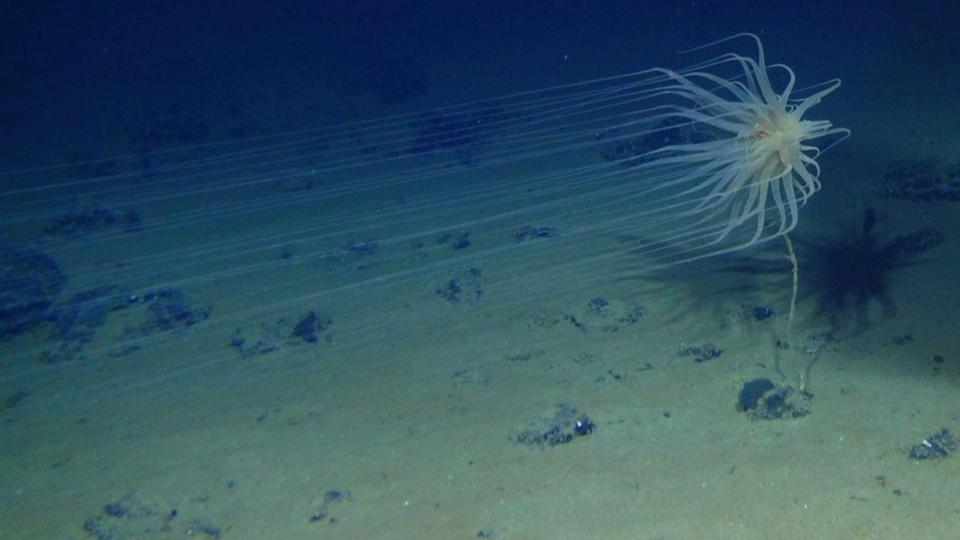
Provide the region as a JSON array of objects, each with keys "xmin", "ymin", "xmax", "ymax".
[
  {"xmin": 612, "ymin": 33, "xmax": 849, "ymax": 265},
  {"xmin": 0, "ymin": 34, "xmax": 849, "ymax": 423}
]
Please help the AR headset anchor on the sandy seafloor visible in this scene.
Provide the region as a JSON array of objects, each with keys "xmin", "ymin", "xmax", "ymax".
[{"xmin": 2, "ymin": 3, "xmax": 960, "ymax": 539}]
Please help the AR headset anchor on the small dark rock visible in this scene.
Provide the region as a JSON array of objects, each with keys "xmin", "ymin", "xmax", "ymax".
[
  {"xmin": 512, "ymin": 225, "xmax": 557, "ymax": 241},
  {"xmin": 514, "ymin": 404, "xmax": 592, "ymax": 449},
  {"xmin": 232, "ymin": 312, "xmax": 332, "ymax": 357},
  {"xmin": 190, "ymin": 520, "xmax": 221, "ymax": 538},
  {"xmin": 103, "ymin": 502, "xmax": 129, "ymax": 518},
  {"xmin": 308, "ymin": 488, "xmax": 352, "ymax": 525},
  {"xmin": 908, "ymin": 429, "xmax": 957, "ymax": 460},
  {"xmin": 435, "ymin": 268, "xmax": 484, "ymax": 305},
  {"xmin": 891, "ymin": 334, "xmax": 913, "ymax": 346},
  {"xmin": 141, "ymin": 288, "xmax": 211, "ymax": 333},
  {"xmin": 325, "ymin": 490, "xmax": 348, "ymax": 502},
  {"xmin": 451, "ymin": 232, "xmax": 471, "ymax": 250},
  {"xmin": 574, "ymin": 416, "xmax": 595, "ymax": 436},
  {"xmin": 436, "ymin": 279, "xmax": 463, "ymax": 303},
  {"xmin": 291, "ymin": 311, "xmax": 320, "ymax": 343},
  {"xmin": 588, "ymin": 297, "xmax": 609, "ymax": 311},
  {"xmin": 343, "ymin": 240, "xmax": 377, "ymax": 256},
  {"xmin": 752, "ymin": 306, "xmax": 774, "ymax": 320},
  {"xmin": 563, "ymin": 297, "xmax": 642, "ymax": 333},
  {"xmin": 43, "ymin": 285, "xmax": 131, "ymax": 363},
  {"xmin": 83, "ymin": 516, "xmax": 112, "ymax": 540},
  {"xmin": 679, "ymin": 342, "xmax": 722, "ymax": 363}
]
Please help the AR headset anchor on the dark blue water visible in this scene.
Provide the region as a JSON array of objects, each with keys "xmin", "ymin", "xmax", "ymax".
[
  {"xmin": 3, "ymin": 2, "xmax": 960, "ymax": 538},
  {"xmin": 3, "ymin": 1, "xmax": 955, "ymax": 164}
]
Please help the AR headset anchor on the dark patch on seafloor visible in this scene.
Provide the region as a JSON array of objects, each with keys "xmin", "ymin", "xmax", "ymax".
[
  {"xmin": 798, "ymin": 208, "xmax": 943, "ymax": 331},
  {"xmin": 406, "ymin": 106, "xmax": 502, "ymax": 166},
  {"xmin": 513, "ymin": 404, "xmax": 595, "ymax": 449},
  {"xmin": 230, "ymin": 310, "xmax": 333, "ymax": 358},
  {"xmin": 629, "ymin": 208, "xmax": 944, "ymax": 335},
  {"xmin": 907, "ymin": 428, "xmax": 957, "ymax": 460},
  {"xmin": 1, "ymin": 244, "xmax": 211, "ymax": 363},
  {"xmin": 562, "ymin": 296, "xmax": 642, "ymax": 333},
  {"xmin": 308, "ymin": 489, "xmax": 354, "ymax": 526},
  {"xmin": 0, "ymin": 247, "xmax": 67, "ymax": 339},
  {"xmin": 511, "ymin": 225, "xmax": 557, "ymax": 242},
  {"xmin": 736, "ymin": 378, "xmax": 811, "ymax": 420},
  {"xmin": 435, "ymin": 268, "xmax": 485, "ymax": 305},
  {"xmin": 43, "ymin": 287, "xmax": 212, "ymax": 364},
  {"xmin": 42, "ymin": 202, "xmax": 142, "ymax": 238},
  {"xmin": 82, "ymin": 491, "xmax": 223, "ymax": 540},
  {"xmin": 884, "ymin": 160, "xmax": 960, "ymax": 201},
  {"xmin": 678, "ymin": 342, "xmax": 722, "ymax": 363}
]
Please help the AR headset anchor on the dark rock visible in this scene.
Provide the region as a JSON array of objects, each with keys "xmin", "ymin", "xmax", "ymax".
[
  {"xmin": 679, "ymin": 342, "xmax": 722, "ymax": 363},
  {"xmin": 437, "ymin": 231, "xmax": 471, "ymax": 250},
  {"xmin": 42, "ymin": 203, "xmax": 141, "ymax": 237},
  {"xmin": 44, "ymin": 285, "xmax": 131, "ymax": 363},
  {"xmin": 884, "ymin": 160, "xmax": 960, "ymax": 201},
  {"xmin": 737, "ymin": 380, "xmax": 811, "ymax": 420},
  {"xmin": 435, "ymin": 268, "xmax": 484, "ymax": 305},
  {"xmin": 752, "ymin": 306, "xmax": 774, "ymax": 320},
  {"xmin": 891, "ymin": 334, "xmax": 913, "ymax": 346},
  {"xmin": 308, "ymin": 488, "xmax": 352, "ymax": 525},
  {"xmin": 342, "ymin": 240, "xmax": 377, "ymax": 256},
  {"xmin": 232, "ymin": 311, "xmax": 332, "ymax": 357},
  {"xmin": 514, "ymin": 404, "xmax": 594, "ymax": 449},
  {"xmin": 573, "ymin": 416, "xmax": 595, "ymax": 436},
  {"xmin": 588, "ymin": 297, "xmax": 609, "ymax": 310},
  {"xmin": 189, "ymin": 520, "xmax": 221, "ymax": 538},
  {"xmin": 563, "ymin": 296, "xmax": 642, "ymax": 333},
  {"xmin": 42, "ymin": 286, "xmax": 208, "ymax": 363},
  {"xmin": 103, "ymin": 502, "xmax": 129, "ymax": 518},
  {"xmin": 139, "ymin": 288, "xmax": 211, "ymax": 333},
  {"xmin": 908, "ymin": 429, "xmax": 957, "ymax": 460},
  {"xmin": 0, "ymin": 248, "xmax": 66, "ymax": 339},
  {"xmin": 451, "ymin": 233, "xmax": 471, "ymax": 250},
  {"xmin": 512, "ymin": 225, "xmax": 557, "ymax": 241},
  {"xmin": 290, "ymin": 311, "xmax": 331, "ymax": 344}
]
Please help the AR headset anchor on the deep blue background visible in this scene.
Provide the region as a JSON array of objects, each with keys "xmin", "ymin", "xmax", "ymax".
[{"xmin": 2, "ymin": 0, "xmax": 958, "ymax": 167}]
